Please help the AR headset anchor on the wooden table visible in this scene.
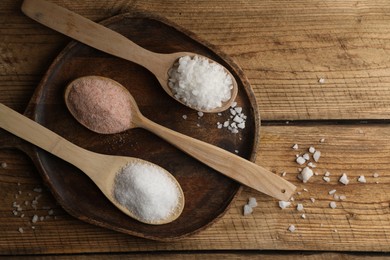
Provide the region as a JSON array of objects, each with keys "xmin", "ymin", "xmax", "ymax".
[{"xmin": 2, "ymin": 0, "xmax": 390, "ymax": 258}]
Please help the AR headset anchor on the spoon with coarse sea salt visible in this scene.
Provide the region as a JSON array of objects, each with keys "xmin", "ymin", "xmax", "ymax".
[
  {"xmin": 0, "ymin": 103, "xmax": 184, "ymax": 225},
  {"xmin": 65, "ymin": 76, "xmax": 297, "ymax": 201},
  {"xmin": 21, "ymin": 0, "xmax": 238, "ymax": 113}
]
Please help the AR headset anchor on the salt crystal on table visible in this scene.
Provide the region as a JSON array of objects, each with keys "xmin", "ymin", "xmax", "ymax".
[
  {"xmin": 339, "ymin": 173, "xmax": 349, "ymax": 185},
  {"xmin": 313, "ymin": 151, "xmax": 321, "ymax": 162},
  {"xmin": 309, "ymin": 146, "xmax": 316, "ymax": 153},
  {"xmin": 301, "ymin": 214, "xmax": 306, "ymax": 219},
  {"xmin": 358, "ymin": 175, "xmax": 366, "ymax": 183},
  {"xmin": 243, "ymin": 204, "xmax": 253, "ymax": 215},
  {"xmin": 329, "ymin": 189, "xmax": 336, "ymax": 195},
  {"xmin": 329, "ymin": 202, "xmax": 337, "ymax": 209},
  {"xmin": 197, "ymin": 111, "xmax": 204, "ymax": 117},
  {"xmin": 324, "ymin": 171, "xmax": 330, "ymax": 177},
  {"xmin": 288, "ymin": 225, "xmax": 296, "ymax": 232},
  {"xmin": 299, "ymin": 167, "xmax": 313, "ymax": 183},
  {"xmin": 323, "ymin": 176, "xmax": 330, "ymax": 182},
  {"xmin": 373, "ymin": 173, "xmax": 379, "ymax": 178},
  {"xmin": 292, "ymin": 144, "xmax": 299, "ymax": 150},
  {"xmin": 248, "ymin": 197, "xmax": 258, "ymax": 208},
  {"xmin": 279, "ymin": 201, "xmax": 291, "ymax": 209},
  {"xmin": 303, "ymin": 153, "xmax": 310, "ymax": 161},
  {"xmin": 296, "ymin": 156, "xmax": 306, "ymax": 165},
  {"xmin": 310, "ymin": 198, "xmax": 316, "ymax": 203},
  {"xmin": 182, "ymin": 115, "xmax": 187, "ymax": 120},
  {"xmin": 318, "ymin": 78, "xmax": 326, "ymax": 84},
  {"xmin": 297, "ymin": 203, "xmax": 304, "ymax": 211}
]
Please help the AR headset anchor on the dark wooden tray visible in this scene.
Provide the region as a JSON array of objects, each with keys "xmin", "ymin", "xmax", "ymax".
[{"xmin": 1, "ymin": 11, "xmax": 260, "ymax": 241}]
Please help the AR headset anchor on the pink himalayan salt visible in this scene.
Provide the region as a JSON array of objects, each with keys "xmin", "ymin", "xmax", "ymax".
[{"xmin": 67, "ymin": 77, "xmax": 131, "ymax": 134}]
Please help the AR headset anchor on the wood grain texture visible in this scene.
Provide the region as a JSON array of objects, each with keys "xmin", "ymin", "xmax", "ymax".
[
  {"xmin": 2, "ymin": 125, "xmax": 390, "ymax": 254},
  {"xmin": 2, "ymin": 0, "xmax": 390, "ymax": 119},
  {"xmin": 2, "ymin": 0, "xmax": 390, "ymax": 256}
]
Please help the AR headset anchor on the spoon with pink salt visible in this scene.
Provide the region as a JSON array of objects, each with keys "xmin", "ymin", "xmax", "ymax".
[
  {"xmin": 0, "ymin": 103, "xmax": 185, "ymax": 225},
  {"xmin": 21, "ymin": 0, "xmax": 238, "ymax": 113},
  {"xmin": 65, "ymin": 76, "xmax": 296, "ymax": 201}
]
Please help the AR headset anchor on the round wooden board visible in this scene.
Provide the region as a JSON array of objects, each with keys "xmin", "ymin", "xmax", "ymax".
[{"xmin": 22, "ymin": 11, "xmax": 260, "ymax": 241}]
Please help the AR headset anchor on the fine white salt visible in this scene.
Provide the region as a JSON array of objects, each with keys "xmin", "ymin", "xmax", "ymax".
[
  {"xmin": 113, "ymin": 162, "xmax": 181, "ymax": 223},
  {"xmin": 168, "ymin": 55, "xmax": 233, "ymax": 110}
]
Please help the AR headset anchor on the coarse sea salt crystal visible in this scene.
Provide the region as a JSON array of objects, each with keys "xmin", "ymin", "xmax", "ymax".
[
  {"xmin": 358, "ymin": 175, "xmax": 366, "ymax": 183},
  {"xmin": 279, "ymin": 201, "xmax": 291, "ymax": 209},
  {"xmin": 313, "ymin": 151, "xmax": 321, "ymax": 162},
  {"xmin": 329, "ymin": 201, "xmax": 337, "ymax": 209},
  {"xmin": 309, "ymin": 146, "xmax": 316, "ymax": 153},
  {"xmin": 298, "ymin": 167, "xmax": 313, "ymax": 183},
  {"xmin": 339, "ymin": 173, "xmax": 349, "ymax": 185},
  {"xmin": 168, "ymin": 55, "xmax": 233, "ymax": 111},
  {"xmin": 303, "ymin": 153, "xmax": 310, "ymax": 161},
  {"xmin": 373, "ymin": 173, "xmax": 379, "ymax": 178},
  {"xmin": 243, "ymin": 204, "xmax": 253, "ymax": 215},
  {"xmin": 296, "ymin": 156, "xmax": 306, "ymax": 165},
  {"xmin": 323, "ymin": 176, "xmax": 330, "ymax": 182},
  {"xmin": 288, "ymin": 225, "xmax": 296, "ymax": 232},
  {"xmin": 292, "ymin": 144, "xmax": 299, "ymax": 150},
  {"xmin": 248, "ymin": 197, "xmax": 258, "ymax": 208},
  {"xmin": 297, "ymin": 203, "xmax": 304, "ymax": 211},
  {"xmin": 328, "ymin": 189, "xmax": 336, "ymax": 195}
]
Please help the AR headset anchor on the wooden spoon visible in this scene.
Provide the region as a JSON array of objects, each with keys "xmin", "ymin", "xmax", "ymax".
[
  {"xmin": 65, "ymin": 76, "xmax": 296, "ymax": 201},
  {"xmin": 0, "ymin": 103, "xmax": 184, "ymax": 225},
  {"xmin": 21, "ymin": 0, "xmax": 238, "ymax": 113}
]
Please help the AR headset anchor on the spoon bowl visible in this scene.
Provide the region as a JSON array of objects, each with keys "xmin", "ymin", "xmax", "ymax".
[
  {"xmin": 65, "ymin": 76, "xmax": 296, "ymax": 201},
  {"xmin": 21, "ymin": 0, "xmax": 238, "ymax": 113},
  {"xmin": 0, "ymin": 103, "xmax": 185, "ymax": 225}
]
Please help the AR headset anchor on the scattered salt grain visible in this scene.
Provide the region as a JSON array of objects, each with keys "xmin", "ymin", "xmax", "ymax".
[
  {"xmin": 243, "ymin": 205, "xmax": 253, "ymax": 215},
  {"xmin": 281, "ymin": 171, "xmax": 287, "ymax": 177},
  {"xmin": 18, "ymin": 227, "xmax": 24, "ymax": 234},
  {"xmin": 309, "ymin": 146, "xmax": 316, "ymax": 153},
  {"xmin": 298, "ymin": 167, "xmax": 313, "ymax": 183},
  {"xmin": 307, "ymin": 162, "xmax": 316, "ymax": 168},
  {"xmin": 324, "ymin": 171, "xmax": 330, "ymax": 177},
  {"xmin": 292, "ymin": 144, "xmax": 299, "ymax": 150},
  {"xmin": 32, "ymin": 215, "xmax": 38, "ymax": 223},
  {"xmin": 248, "ymin": 197, "xmax": 258, "ymax": 208},
  {"xmin": 296, "ymin": 156, "xmax": 306, "ymax": 165},
  {"xmin": 301, "ymin": 214, "xmax": 306, "ymax": 219},
  {"xmin": 339, "ymin": 173, "xmax": 349, "ymax": 185},
  {"xmin": 1, "ymin": 162, "xmax": 7, "ymax": 168},
  {"xmin": 310, "ymin": 198, "xmax": 316, "ymax": 203},
  {"xmin": 329, "ymin": 202, "xmax": 337, "ymax": 209},
  {"xmin": 168, "ymin": 55, "xmax": 233, "ymax": 111},
  {"xmin": 373, "ymin": 173, "xmax": 379, "ymax": 178},
  {"xmin": 297, "ymin": 203, "xmax": 304, "ymax": 211},
  {"xmin": 339, "ymin": 195, "xmax": 347, "ymax": 201},
  {"xmin": 323, "ymin": 176, "xmax": 330, "ymax": 182},
  {"xmin": 320, "ymin": 138, "xmax": 325, "ymax": 143},
  {"xmin": 328, "ymin": 189, "xmax": 336, "ymax": 195},
  {"xmin": 279, "ymin": 201, "xmax": 291, "ymax": 209},
  {"xmin": 197, "ymin": 111, "xmax": 204, "ymax": 117},
  {"xmin": 303, "ymin": 153, "xmax": 310, "ymax": 161},
  {"xmin": 313, "ymin": 151, "xmax": 321, "ymax": 162},
  {"xmin": 303, "ymin": 188, "xmax": 308, "ymax": 192},
  {"xmin": 358, "ymin": 175, "xmax": 366, "ymax": 183},
  {"xmin": 113, "ymin": 162, "xmax": 181, "ymax": 223},
  {"xmin": 288, "ymin": 225, "xmax": 296, "ymax": 232},
  {"xmin": 318, "ymin": 78, "xmax": 326, "ymax": 84}
]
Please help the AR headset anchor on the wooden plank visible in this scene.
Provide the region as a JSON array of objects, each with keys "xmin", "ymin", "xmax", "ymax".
[
  {"xmin": 2, "ymin": 124, "xmax": 390, "ymax": 254},
  {"xmin": 6, "ymin": 252, "xmax": 390, "ymax": 260},
  {"xmin": 2, "ymin": 0, "xmax": 390, "ymax": 119}
]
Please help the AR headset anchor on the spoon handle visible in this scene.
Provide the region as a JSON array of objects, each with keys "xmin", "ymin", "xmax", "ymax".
[
  {"xmin": 0, "ymin": 103, "xmax": 95, "ymax": 174},
  {"xmin": 140, "ymin": 117, "xmax": 296, "ymax": 201},
  {"xmin": 21, "ymin": 0, "xmax": 161, "ymax": 72}
]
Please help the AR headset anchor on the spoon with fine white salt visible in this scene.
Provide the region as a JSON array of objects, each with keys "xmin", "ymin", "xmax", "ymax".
[
  {"xmin": 0, "ymin": 103, "xmax": 185, "ymax": 225},
  {"xmin": 65, "ymin": 76, "xmax": 296, "ymax": 201},
  {"xmin": 21, "ymin": 0, "xmax": 238, "ymax": 113}
]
